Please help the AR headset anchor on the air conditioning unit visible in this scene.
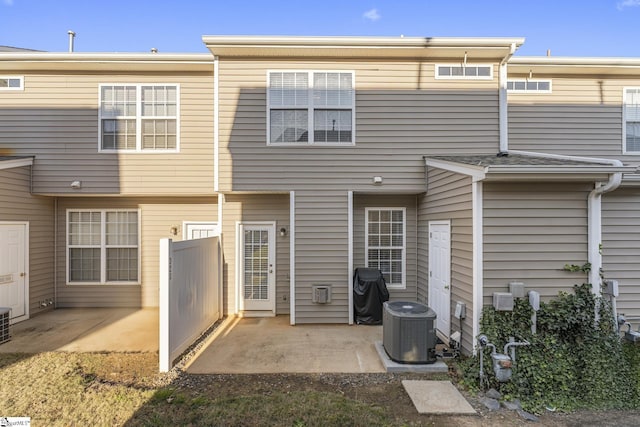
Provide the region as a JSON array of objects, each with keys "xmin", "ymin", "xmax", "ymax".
[
  {"xmin": 0, "ymin": 307, "xmax": 10, "ymax": 345},
  {"xmin": 382, "ymin": 301, "xmax": 437, "ymax": 364}
]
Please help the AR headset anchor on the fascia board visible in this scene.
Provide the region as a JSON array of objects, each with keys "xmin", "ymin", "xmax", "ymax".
[
  {"xmin": 424, "ymin": 158, "xmax": 486, "ymax": 181},
  {"xmin": 0, "ymin": 157, "xmax": 34, "ymax": 170}
]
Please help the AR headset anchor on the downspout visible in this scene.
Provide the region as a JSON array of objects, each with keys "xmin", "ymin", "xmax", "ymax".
[{"xmin": 499, "ymin": 43, "xmax": 517, "ymax": 153}]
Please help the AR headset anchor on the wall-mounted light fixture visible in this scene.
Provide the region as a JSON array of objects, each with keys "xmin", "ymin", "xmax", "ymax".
[
  {"xmin": 279, "ymin": 227, "xmax": 287, "ymax": 237},
  {"xmin": 170, "ymin": 226, "xmax": 178, "ymax": 236},
  {"xmin": 70, "ymin": 180, "xmax": 82, "ymax": 190},
  {"xmin": 373, "ymin": 176, "xmax": 383, "ymax": 184}
]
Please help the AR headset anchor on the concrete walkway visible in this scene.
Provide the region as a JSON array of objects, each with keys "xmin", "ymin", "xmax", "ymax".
[
  {"xmin": 186, "ymin": 316, "xmax": 385, "ymax": 374},
  {"xmin": 0, "ymin": 308, "xmax": 158, "ymax": 353}
]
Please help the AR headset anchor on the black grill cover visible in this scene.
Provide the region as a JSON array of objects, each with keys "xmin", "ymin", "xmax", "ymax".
[{"xmin": 353, "ymin": 268, "xmax": 390, "ymax": 325}]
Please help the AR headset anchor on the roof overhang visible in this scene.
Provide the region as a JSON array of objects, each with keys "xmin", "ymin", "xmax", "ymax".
[
  {"xmin": 0, "ymin": 53, "xmax": 214, "ymax": 72},
  {"xmin": 0, "ymin": 156, "xmax": 34, "ymax": 170},
  {"xmin": 202, "ymin": 35, "xmax": 525, "ymax": 60},
  {"xmin": 425, "ymin": 155, "xmax": 636, "ymax": 183},
  {"xmin": 509, "ymin": 56, "xmax": 640, "ymax": 76}
]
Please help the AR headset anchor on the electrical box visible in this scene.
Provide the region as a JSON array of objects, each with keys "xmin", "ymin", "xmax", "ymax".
[
  {"xmin": 454, "ymin": 301, "xmax": 466, "ymax": 319},
  {"xmin": 509, "ymin": 281, "xmax": 525, "ymax": 298},
  {"xmin": 528, "ymin": 290, "xmax": 540, "ymax": 311},
  {"xmin": 493, "ymin": 292, "xmax": 514, "ymax": 311},
  {"xmin": 604, "ymin": 279, "xmax": 619, "ymax": 297},
  {"xmin": 312, "ymin": 285, "xmax": 331, "ymax": 304}
]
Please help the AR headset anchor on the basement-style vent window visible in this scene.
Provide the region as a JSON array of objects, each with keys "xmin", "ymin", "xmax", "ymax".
[
  {"xmin": 624, "ymin": 87, "xmax": 640, "ymax": 153},
  {"xmin": 0, "ymin": 76, "xmax": 23, "ymax": 90},
  {"xmin": 435, "ymin": 65, "xmax": 493, "ymax": 80},
  {"xmin": 507, "ymin": 80, "xmax": 552, "ymax": 93}
]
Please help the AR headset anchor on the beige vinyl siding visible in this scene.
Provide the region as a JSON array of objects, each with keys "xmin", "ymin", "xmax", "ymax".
[
  {"xmin": 0, "ymin": 72, "xmax": 214, "ymax": 195},
  {"xmin": 218, "ymin": 59, "xmax": 500, "ymax": 193},
  {"xmin": 220, "ymin": 194, "xmax": 290, "ymax": 316},
  {"xmin": 56, "ymin": 197, "xmax": 218, "ymax": 307},
  {"xmin": 294, "ymin": 191, "xmax": 349, "ymax": 323},
  {"xmin": 0, "ymin": 165, "xmax": 54, "ymax": 316},
  {"xmin": 422, "ymin": 168, "xmax": 474, "ymax": 352},
  {"xmin": 483, "ymin": 182, "xmax": 591, "ymax": 303},
  {"xmin": 353, "ymin": 194, "xmax": 418, "ymax": 300},
  {"xmin": 508, "ymin": 76, "xmax": 640, "ymax": 158},
  {"xmin": 603, "ymin": 188, "xmax": 640, "ymax": 329}
]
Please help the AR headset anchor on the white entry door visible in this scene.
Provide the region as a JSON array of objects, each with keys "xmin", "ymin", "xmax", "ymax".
[
  {"xmin": 0, "ymin": 223, "xmax": 28, "ymax": 323},
  {"xmin": 239, "ymin": 223, "xmax": 276, "ymax": 314},
  {"xmin": 429, "ymin": 221, "xmax": 451, "ymax": 337},
  {"xmin": 184, "ymin": 222, "xmax": 219, "ymax": 240}
]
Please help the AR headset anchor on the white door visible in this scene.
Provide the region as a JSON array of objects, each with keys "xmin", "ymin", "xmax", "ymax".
[
  {"xmin": 239, "ymin": 224, "xmax": 276, "ymax": 314},
  {"xmin": 429, "ymin": 221, "xmax": 451, "ymax": 337},
  {"xmin": 0, "ymin": 224, "xmax": 28, "ymax": 323},
  {"xmin": 184, "ymin": 222, "xmax": 219, "ymax": 240}
]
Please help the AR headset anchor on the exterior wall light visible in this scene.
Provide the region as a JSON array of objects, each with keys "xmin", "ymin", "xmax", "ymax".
[{"xmin": 373, "ymin": 176, "xmax": 383, "ymax": 184}]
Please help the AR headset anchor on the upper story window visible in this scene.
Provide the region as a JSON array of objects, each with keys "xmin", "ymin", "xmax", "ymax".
[
  {"xmin": 507, "ymin": 80, "xmax": 552, "ymax": 93},
  {"xmin": 435, "ymin": 65, "xmax": 493, "ymax": 80},
  {"xmin": 99, "ymin": 84, "xmax": 179, "ymax": 152},
  {"xmin": 267, "ymin": 71, "xmax": 354, "ymax": 145},
  {"xmin": 0, "ymin": 76, "xmax": 24, "ymax": 91},
  {"xmin": 624, "ymin": 88, "xmax": 640, "ymax": 154}
]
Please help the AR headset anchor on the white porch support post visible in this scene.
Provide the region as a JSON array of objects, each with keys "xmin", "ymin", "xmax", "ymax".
[
  {"xmin": 159, "ymin": 238, "xmax": 171, "ymax": 372},
  {"xmin": 348, "ymin": 190, "xmax": 354, "ymax": 325},
  {"xmin": 472, "ymin": 180, "xmax": 484, "ymax": 354},
  {"xmin": 290, "ymin": 191, "xmax": 296, "ymax": 325},
  {"xmin": 217, "ymin": 193, "xmax": 224, "ymax": 317}
]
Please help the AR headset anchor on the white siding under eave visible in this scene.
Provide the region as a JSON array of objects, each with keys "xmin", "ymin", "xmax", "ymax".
[{"xmin": 603, "ymin": 188, "xmax": 640, "ymax": 330}]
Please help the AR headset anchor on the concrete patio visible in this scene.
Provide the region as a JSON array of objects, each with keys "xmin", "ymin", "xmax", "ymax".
[{"xmin": 0, "ymin": 308, "xmax": 159, "ymax": 353}]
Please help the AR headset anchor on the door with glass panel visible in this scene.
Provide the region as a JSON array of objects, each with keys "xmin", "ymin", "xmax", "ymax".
[{"xmin": 239, "ymin": 223, "xmax": 275, "ymax": 314}]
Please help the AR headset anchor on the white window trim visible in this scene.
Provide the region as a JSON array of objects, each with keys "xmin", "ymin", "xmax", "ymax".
[
  {"xmin": 623, "ymin": 87, "xmax": 640, "ymax": 155},
  {"xmin": 507, "ymin": 79, "xmax": 552, "ymax": 94},
  {"xmin": 98, "ymin": 83, "xmax": 180, "ymax": 153},
  {"xmin": 266, "ymin": 70, "xmax": 356, "ymax": 146},
  {"xmin": 0, "ymin": 76, "xmax": 24, "ymax": 91},
  {"xmin": 365, "ymin": 207, "xmax": 406, "ymax": 289},
  {"xmin": 66, "ymin": 209, "xmax": 141, "ymax": 285},
  {"xmin": 435, "ymin": 64, "xmax": 494, "ymax": 80}
]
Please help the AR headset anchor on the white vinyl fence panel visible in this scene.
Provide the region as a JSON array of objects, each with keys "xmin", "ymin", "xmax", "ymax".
[{"xmin": 159, "ymin": 236, "xmax": 221, "ymax": 372}]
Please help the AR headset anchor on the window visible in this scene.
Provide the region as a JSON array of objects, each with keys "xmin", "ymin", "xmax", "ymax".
[
  {"xmin": 624, "ymin": 88, "xmax": 640, "ymax": 153},
  {"xmin": 507, "ymin": 80, "xmax": 552, "ymax": 93},
  {"xmin": 67, "ymin": 210, "xmax": 140, "ymax": 284},
  {"xmin": 99, "ymin": 84, "xmax": 179, "ymax": 152},
  {"xmin": 436, "ymin": 65, "xmax": 493, "ymax": 80},
  {"xmin": 365, "ymin": 208, "xmax": 406, "ymax": 288},
  {"xmin": 268, "ymin": 71, "xmax": 354, "ymax": 145},
  {"xmin": 0, "ymin": 76, "xmax": 23, "ymax": 90}
]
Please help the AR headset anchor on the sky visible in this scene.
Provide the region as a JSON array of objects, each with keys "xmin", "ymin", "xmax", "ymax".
[{"xmin": 1, "ymin": 0, "xmax": 640, "ymax": 57}]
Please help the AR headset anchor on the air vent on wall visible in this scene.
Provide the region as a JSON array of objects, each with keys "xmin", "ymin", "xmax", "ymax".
[{"xmin": 0, "ymin": 307, "xmax": 11, "ymax": 344}]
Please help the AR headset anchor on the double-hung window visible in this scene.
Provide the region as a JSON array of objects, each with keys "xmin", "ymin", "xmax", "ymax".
[
  {"xmin": 624, "ymin": 88, "xmax": 640, "ymax": 153},
  {"xmin": 67, "ymin": 210, "xmax": 140, "ymax": 284},
  {"xmin": 365, "ymin": 208, "xmax": 406, "ymax": 288},
  {"xmin": 99, "ymin": 84, "xmax": 179, "ymax": 152},
  {"xmin": 268, "ymin": 71, "xmax": 354, "ymax": 145}
]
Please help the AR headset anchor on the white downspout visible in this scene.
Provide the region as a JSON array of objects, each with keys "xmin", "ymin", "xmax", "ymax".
[{"xmin": 499, "ymin": 43, "xmax": 516, "ymax": 153}]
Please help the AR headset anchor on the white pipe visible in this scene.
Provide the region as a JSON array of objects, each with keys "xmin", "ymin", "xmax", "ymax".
[
  {"xmin": 498, "ymin": 43, "xmax": 517, "ymax": 153},
  {"xmin": 68, "ymin": 31, "xmax": 76, "ymax": 53}
]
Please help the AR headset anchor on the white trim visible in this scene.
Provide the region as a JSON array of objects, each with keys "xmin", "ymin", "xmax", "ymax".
[
  {"xmin": 435, "ymin": 64, "xmax": 494, "ymax": 80},
  {"xmin": 425, "ymin": 158, "xmax": 486, "ymax": 182},
  {"xmin": 158, "ymin": 237, "xmax": 171, "ymax": 372},
  {"xmin": 289, "ymin": 191, "xmax": 296, "ymax": 325},
  {"xmin": 237, "ymin": 221, "xmax": 277, "ymax": 315},
  {"xmin": 499, "ymin": 61, "xmax": 509, "ymax": 153},
  {"xmin": 0, "ymin": 221, "xmax": 30, "ymax": 322},
  {"xmin": 266, "ymin": 70, "xmax": 356, "ymax": 147},
  {"xmin": 347, "ymin": 191, "xmax": 354, "ymax": 325},
  {"xmin": 0, "ymin": 157, "xmax": 33, "ymax": 170},
  {"xmin": 97, "ymin": 83, "xmax": 180, "ymax": 153},
  {"xmin": 65, "ymin": 209, "xmax": 141, "ymax": 285},
  {"xmin": 364, "ymin": 207, "xmax": 407, "ymax": 289},
  {"xmin": 213, "ymin": 57, "xmax": 220, "ymax": 192},
  {"xmin": 472, "ymin": 181, "xmax": 483, "ymax": 354},
  {"xmin": 217, "ymin": 193, "xmax": 224, "ymax": 318},
  {"xmin": 507, "ymin": 79, "xmax": 552, "ymax": 93},
  {"xmin": 181, "ymin": 221, "xmax": 219, "ymax": 240},
  {"xmin": 0, "ymin": 76, "xmax": 24, "ymax": 91},
  {"xmin": 623, "ymin": 87, "xmax": 640, "ymax": 155}
]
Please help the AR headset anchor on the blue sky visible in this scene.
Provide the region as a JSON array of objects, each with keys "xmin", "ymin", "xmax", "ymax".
[{"xmin": 1, "ymin": 0, "xmax": 640, "ymax": 57}]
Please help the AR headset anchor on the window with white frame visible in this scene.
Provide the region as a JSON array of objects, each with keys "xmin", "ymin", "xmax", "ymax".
[
  {"xmin": 365, "ymin": 208, "xmax": 406, "ymax": 288},
  {"xmin": 99, "ymin": 84, "xmax": 179, "ymax": 152},
  {"xmin": 624, "ymin": 88, "xmax": 640, "ymax": 153},
  {"xmin": 507, "ymin": 80, "xmax": 552, "ymax": 93},
  {"xmin": 436, "ymin": 65, "xmax": 493, "ymax": 79},
  {"xmin": 268, "ymin": 71, "xmax": 354, "ymax": 145},
  {"xmin": 67, "ymin": 210, "xmax": 139, "ymax": 284},
  {"xmin": 0, "ymin": 76, "xmax": 23, "ymax": 90}
]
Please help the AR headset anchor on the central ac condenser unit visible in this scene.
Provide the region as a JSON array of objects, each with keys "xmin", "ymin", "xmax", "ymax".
[{"xmin": 383, "ymin": 301, "xmax": 437, "ymax": 364}]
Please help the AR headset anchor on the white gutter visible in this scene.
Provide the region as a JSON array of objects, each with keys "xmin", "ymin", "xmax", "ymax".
[
  {"xmin": 499, "ymin": 43, "xmax": 517, "ymax": 153},
  {"xmin": 213, "ymin": 56, "xmax": 219, "ymax": 193}
]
